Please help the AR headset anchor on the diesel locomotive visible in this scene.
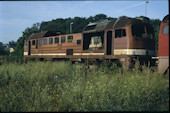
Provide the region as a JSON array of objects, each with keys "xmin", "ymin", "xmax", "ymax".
[
  {"xmin": 24, "ymin": 16, "xmax": 156, "ymax": 70},
  {"xmin": 157, "ymin": 15, "xmax": 169, "ymax": 74}
]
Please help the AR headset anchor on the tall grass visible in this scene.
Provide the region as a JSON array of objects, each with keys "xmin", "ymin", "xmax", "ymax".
[
  {"xmin": 0, "ymin": 61, "xmax": 169, "ymax": 112},
  {"xmin": 0, "ymin": 56, "xmax": 21, "ymax": 65}
]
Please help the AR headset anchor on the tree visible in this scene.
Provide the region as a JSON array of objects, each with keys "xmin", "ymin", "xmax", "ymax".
[
  {"xmin": 8, "ymin": 41, "xmax": 16, "ymax": 48},
  {"xmin": 119, "ymin": 15, "xmax": 130, "ymax": 19},
  {"xmin": 93, "ymin": 14, "xmax": 108, "ymax": 21},
  {"xmin": 0, "ymin": 47, "xmax": 9, "ymax": 56},
  {"xmin": 0, "ymin": 42, "xmax": 9, "ymax": 56},
  {"xmin": 13, "ymin": 23, "xmax": 41, "ymax": 62},
  {"xmin": 150, "ymin": 19, "xmax": 161, "ymax": 52},
  {"xmin": 0, "ymin": 42, "xmax": 3, "ymax": 47}
]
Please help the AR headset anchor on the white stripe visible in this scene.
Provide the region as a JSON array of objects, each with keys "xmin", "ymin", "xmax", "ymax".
[
  {"xmin": 114, "ymin": 49, "xmax": 155, "ymax": 55},
  {"xmin": 31, "ymin": 53, "xmax": 66, "ymax": 56},
  {"xmin": 29, "ymin": 49, "xmax": 154, "ymax": 56},
  {"xmin": 82, "ymin": 53, "xmax": 104, "ymax": 55},
  {"xmin": 74, "ymin": 53, "xmax": 105, "ymax": 55},
  {"xmin": 31, "ymin": 53, "xmax": 104, "ymax": 56},
  {"xmin": 73, "ymin": 53, "xmax": 105, "ymax": 55},
  {"xmin": 73, "ymin": 53, "xmax": 82, "ymax": 55},
  {"xmin": 24, "ymin": 52, "xmax": 28, "ymax": 56}
]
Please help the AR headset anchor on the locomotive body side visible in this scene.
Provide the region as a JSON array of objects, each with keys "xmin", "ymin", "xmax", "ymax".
[
  {"xmin": 158, "ymin": 15, "xmax": 169, "ymax": 74},
  {"xmin": 24, "ymin": 33, "xmax": 82, "ymax": 61}
]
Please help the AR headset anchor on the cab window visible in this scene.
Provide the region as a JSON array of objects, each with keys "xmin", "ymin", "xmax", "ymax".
[
  {"xmin": 163, "ymin": 25, "xmax": 168, "ymax": 35},
  {"xmin": 115, "ymin": 29, "xmax": 126, "ymax": 38}
]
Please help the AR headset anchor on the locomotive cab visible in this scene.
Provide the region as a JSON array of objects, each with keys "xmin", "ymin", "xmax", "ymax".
[
  {"xmin": 89, "ymin": 36, "xmax": 102, "ymax": 50},
  {"xmin": 157, "ymin": 14, "xmax": 169, "ymax": 74}
]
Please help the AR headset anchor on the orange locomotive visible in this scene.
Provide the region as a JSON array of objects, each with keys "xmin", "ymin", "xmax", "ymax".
[{"xmin": 24, "ymin": 17, "xmax": 155, "ymax": 69}]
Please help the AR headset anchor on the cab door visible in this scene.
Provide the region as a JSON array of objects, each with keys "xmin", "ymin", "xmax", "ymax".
[
  {"xmin": 106, "ymin": 31, "xmax": 113, "ymax": 55},
  {"xmin": 28, "ymin": 41, "xmax": 31, "ymax": 55}
]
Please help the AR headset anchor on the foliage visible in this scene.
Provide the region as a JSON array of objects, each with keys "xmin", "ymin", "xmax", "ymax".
[
  {"xmin": 0, "ymin": 41, "xmax": 16, "ymax": 56},
  {"xmin": 0, "ymin": 47, "xmax": 9, "ymax": 56},
  {"xmin": 150, "ymin": 19, "xmax": 161, "ymax": 53},
  {"xmin": 12, "ymin": 23, "xmax": 40, "ymax": 63},
  {"xmin": 0, "ymin": 56, "xmax": 18, "ymax": 65},
  {"xmin": 8, "ymin": 41, "xmax": 16, "ymax": 48},
  {"xmin": 0, "ymin": 61, "xmax": 169, "ymax": 112},
  {"xmin": 0, "ymin": 42, "xmax": 10, "ymax": 56}
]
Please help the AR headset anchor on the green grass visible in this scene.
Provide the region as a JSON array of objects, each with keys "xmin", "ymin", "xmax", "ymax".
[{"xmin": 0, "ymin": 61, "xmax": 169, "ymax": 112}]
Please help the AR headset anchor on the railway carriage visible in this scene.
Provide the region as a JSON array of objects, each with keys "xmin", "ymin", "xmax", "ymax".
[{"xmin": 24, "ymin": 17, "xmax": 155, "ymax": 69}]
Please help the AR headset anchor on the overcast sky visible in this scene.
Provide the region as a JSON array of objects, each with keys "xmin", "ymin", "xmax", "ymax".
[{"xmin": 0, "ymin": 0, "xmax": 169, "ymax": 44}]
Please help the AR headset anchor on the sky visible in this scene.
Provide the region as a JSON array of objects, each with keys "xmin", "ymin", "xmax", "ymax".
[{"xmin": 0, "ymin": 0, "xmax": 169, "ymax": 44}]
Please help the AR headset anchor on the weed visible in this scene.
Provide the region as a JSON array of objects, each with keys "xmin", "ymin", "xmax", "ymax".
[{"xmin": 0, "ymin": 61, "xmax": 169, "ymax": 112}]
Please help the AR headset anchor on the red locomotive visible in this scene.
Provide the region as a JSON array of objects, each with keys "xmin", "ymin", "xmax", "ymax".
[{"xmin": 157, "ymin": 15, "xmax": 169, "ymax": 74}]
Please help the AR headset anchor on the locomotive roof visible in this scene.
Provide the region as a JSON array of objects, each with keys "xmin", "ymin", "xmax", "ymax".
[
  {"xmin": 26, "ymin": 31, "xmax": 59, "ymax": 40},
  {"xmin": 83, "ymin": 18, "xmax": 148, "ymax": 33},
  {"xmin": 162, "ymin": 15, "xmax": 169, "ymax": 23}
]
